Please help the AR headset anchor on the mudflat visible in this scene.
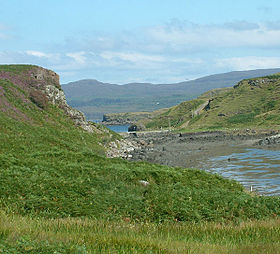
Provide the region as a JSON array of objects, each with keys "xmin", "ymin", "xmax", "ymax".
[{"xmin": 123, "ymin": 130, "xmax": 280, "ymax": 169}]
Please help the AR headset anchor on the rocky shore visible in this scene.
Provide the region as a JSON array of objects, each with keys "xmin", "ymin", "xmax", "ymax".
[
  {"xmin": 102, "ymin": 112, "xmax": 153, "ymax": 125},
  {"xmin": 112, "ymin": 130, "xmax": 280, "ymax": 168}
]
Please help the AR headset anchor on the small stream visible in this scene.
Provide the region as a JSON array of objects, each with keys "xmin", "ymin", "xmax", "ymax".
[{"xmin": 200, "ymin": 148, "xmax": 280, "ymax": 195}]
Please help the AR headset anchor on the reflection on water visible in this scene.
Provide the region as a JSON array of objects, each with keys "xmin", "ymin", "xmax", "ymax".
[{"xmin": 200, "ymin": 148, "xmax": 280, "ymax": 195}]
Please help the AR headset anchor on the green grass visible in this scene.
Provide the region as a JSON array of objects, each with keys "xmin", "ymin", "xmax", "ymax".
[
  {"xmin": 142, "ymin": 74, "xmax": 280, "ymax": 132},
  {"xmin": 0, "ymin": 64, "xmax": 36, "ymax": 74},
  {"xmin": 1, "ymin": 66, "xmax": 280, "ymax": 252},
  {"xmin": 1, "ymin": 69, "xmax": 280, "ymax": 223},
  {"xmin": 226, "ymin": 113, "xmax": 257, "ymax": 124},
  {"xmin": 143, "ymin": 99, "xmax": 205, "ymax": 129},
  {"xmin": 261, "ymin": 73, "xmax": 280, "ymax": 80},
  {"xmin": 0, "ymin": 212, "xmax": 280, "ymax": 253},
  {"xmin": 4, "ymin": 126, "xmax": 280, "ymax": 222}
]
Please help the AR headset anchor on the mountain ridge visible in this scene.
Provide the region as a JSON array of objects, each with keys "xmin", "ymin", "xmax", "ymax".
[{"xmin": 62, "ymin": 68, "xmax": 280, "ymax": 119}]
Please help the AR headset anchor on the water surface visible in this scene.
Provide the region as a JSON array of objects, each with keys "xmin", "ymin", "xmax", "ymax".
[
  {"xmin": 106, "ymin": 124, "xmax": 130, "ymax": 133},
  {"xmin": 200, "ymin": 148, "xmax": 280, "ymax": 195}
]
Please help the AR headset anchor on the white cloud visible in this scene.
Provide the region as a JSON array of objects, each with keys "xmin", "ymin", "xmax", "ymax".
[
  {"xmin": 66, "ymin": 51, "xmax": 86, "ymax": 64},
  {"xmin": 100, "ymin": 51, "xmax": 165, "ymax": 63},
  {"xmin": 26, "ymin": 50, "xmax": 52, "ymax": 58},
  {"xmin": 215, "ymin": 56, "xmax": 280, "ymax": 70},
  {"xmin": 2, "ymin": 20, "xmax": 280, "ymax": 84},
  {"xmin": 147, "ymin": 21, "xmax": 280, "ymax": 50}
]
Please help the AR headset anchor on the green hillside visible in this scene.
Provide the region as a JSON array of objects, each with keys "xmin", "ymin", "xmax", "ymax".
[
  {"xmin": 62, "ymin": 68, "xmax": 280, "ymax": 120},
  {"xmin": 141, "ymin": 74, "xmax": 280, "ymax": 131},
  {"xmin": 1, "ymin": 65, "xmax": 280, "ymax": 252}
]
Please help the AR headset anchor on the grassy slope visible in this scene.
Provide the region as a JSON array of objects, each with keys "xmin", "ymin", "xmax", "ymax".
[
  {"xmin": 1, "ymin": 66, "xmax": 280, "ymax": 252},
  {"xmin": 189, "ymin": 75, "xmax": 280, "ymax": 130},
  {"xmin": 142, "ymin": 75, "xmax": 280, "ymax": 131},
  {"xmin": 138, "ymin": 99, "xmax": 206, "ymax": 129},
  {"xmin": 62, "ymin": 68, "xmax": 280, "ymax": 120}
]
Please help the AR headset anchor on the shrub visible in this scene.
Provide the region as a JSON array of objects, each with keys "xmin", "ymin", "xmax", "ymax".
[{"xmin": 29, "ymin": 90, "xmax": 48, "ymax": 109}]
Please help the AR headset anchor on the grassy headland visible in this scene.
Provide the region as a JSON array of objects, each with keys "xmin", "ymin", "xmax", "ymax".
[
  {"xmin": 1, "ymin": 65, "xmax": 280, "ymax": 253},
  {"xmin": 139, "ymin": 74, "xmax": 280, "ymax": 132}
]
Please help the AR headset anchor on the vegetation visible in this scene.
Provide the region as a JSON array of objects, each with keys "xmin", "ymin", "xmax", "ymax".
[
  {"xmin": 141, "ymin": 74, "xmax": 280, "ymax": 131},
  {"xmin": 1, "ymin": 212, "xmax": 280, "ymax": 253},
  {"xmin": 1, "ymin": 65, "xmax": 280, "ymax": 252},
  {"xmin": 29, "ymin": 89, "xmax": 49, "ymax": 109},
  {"xmin": 143, "ymin": 99, "xmax": 205, "ymax": 129},
  {"xmin": 0, "ymin": 64, "xmax": 35, "ymax": 74},
  {"xmin": 3, "ymin": 103, "xmax": 280, "ymax": 222},
  {"xmin": 62, "ymin": 68, "xmax": 280, "ymax": 120}
]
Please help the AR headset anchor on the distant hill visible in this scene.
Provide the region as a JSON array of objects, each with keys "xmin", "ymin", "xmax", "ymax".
[
  {"xmin": 138, "ymin": 74, "xmax": 280, "ymax": 131},
  {"xmin": 62, "ymin": 68, "xmax": 280, "ymax": 120}
]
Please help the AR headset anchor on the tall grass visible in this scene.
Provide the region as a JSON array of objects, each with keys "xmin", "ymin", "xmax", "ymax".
[{"xmin": 0, "ymin": 211, "xmax": 280, "ymax": 253}]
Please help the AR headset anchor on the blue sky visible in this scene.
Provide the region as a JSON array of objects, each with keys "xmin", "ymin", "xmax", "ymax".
[{"xmin": 0, "ymin": 0, "xmax": 280, "ymax": 84}]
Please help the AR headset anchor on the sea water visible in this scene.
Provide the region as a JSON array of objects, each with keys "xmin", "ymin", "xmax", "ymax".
[
  {"xmin": 202, "ymin": 148, "xmax": 280, "ymax": 195},
  {"xmin": 106, "ymin": 124, "xmax": 130, "ymax": 133}
]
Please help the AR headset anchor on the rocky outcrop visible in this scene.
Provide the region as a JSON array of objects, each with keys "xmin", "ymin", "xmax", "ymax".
[
  {"xmin": 102, "ymin": 114, "xmax": 134, "ymax": 125},
  {"xmin": 0, "ymin": 65, "xmax": 94, "ymax": 132},
  {"xmin": 102, "ymin": 111, "xmax": 161, "ymax": 125},
  {"xmin": 43, "ymin": 82, "xmax": 94, "ymax": 132},
  {"xmin": 106, "ymin": 138, "xmax": 141, "ymax": 159},
  {"xmin": 257, "ymin": 134, "xmax": 280, "ymax": 145},
  {"xmin": 234, "ymin": 77, "xmax": 276, "ymax": 89},
  {"xmin": 30, "ymin": 67, "xmax": 95, "ymax": 132}
]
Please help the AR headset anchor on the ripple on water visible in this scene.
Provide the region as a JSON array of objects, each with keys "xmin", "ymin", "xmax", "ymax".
[{"xmin": 201, "ymin": 148, "xmax": 280, "ymax": 196}]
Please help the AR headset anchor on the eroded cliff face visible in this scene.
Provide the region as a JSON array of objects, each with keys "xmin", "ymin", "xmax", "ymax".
[
  {"xmin": 40, "ymin": 74, "xmax": 94, "ymax": 132},
  {"xmin": 0, "ymin": 65, "xmax": 94, "ymax": 132},
  {"xmin": 33, "ymin": 67, "xmax": 95, "ymax": 132}
]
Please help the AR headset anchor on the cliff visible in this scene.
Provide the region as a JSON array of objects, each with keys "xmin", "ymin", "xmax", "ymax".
[{"xmin": 0, "ymin": 65, "xmax": 94, "ymax": 132}]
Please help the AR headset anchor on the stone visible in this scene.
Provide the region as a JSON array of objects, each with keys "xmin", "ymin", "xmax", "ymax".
[{"xmin": 139, "ymin": 180, "xmax": 150, "ymax": 187}]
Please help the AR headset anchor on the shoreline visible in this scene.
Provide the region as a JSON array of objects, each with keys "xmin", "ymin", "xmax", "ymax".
[
  {"xmin": 110, "ymin": 129, "xmax": 280, "ymax": 195},
  {"xmin": 116, "ymin": 129, "xmax": 280, "ymax": 165}
]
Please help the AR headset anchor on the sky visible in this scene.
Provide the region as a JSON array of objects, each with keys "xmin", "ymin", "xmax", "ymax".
[{"xmin": 0, "ymin": 0, "xmax": 280, "ymax": 84}]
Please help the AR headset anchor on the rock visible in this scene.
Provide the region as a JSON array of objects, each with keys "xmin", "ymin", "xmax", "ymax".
[
  {"xmin": 128, "ymin": 124, "xmax": 138, "ymax": 132},
  {"xmin": 257, "ymin": 134, "xmax": 280, "ymax": 145},
  {"xmin": 106, "ymin": 138, "xmax": 141, "ymax": 159},
  {"xmin": 43, "ymin": 83, "xmax": 94, "ymax": 132},
  {"xmin": 0, "ymin": 66, "xmax": 95, "ymax": 133},
  {"xmin": 139, "ymin": 180, "xmax": 150, "ymax": 187}
]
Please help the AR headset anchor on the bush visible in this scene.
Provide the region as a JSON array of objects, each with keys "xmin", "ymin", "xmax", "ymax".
[{"xmin": 29, "ymin": 90, "xmax": 48, "ymax": 109}]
